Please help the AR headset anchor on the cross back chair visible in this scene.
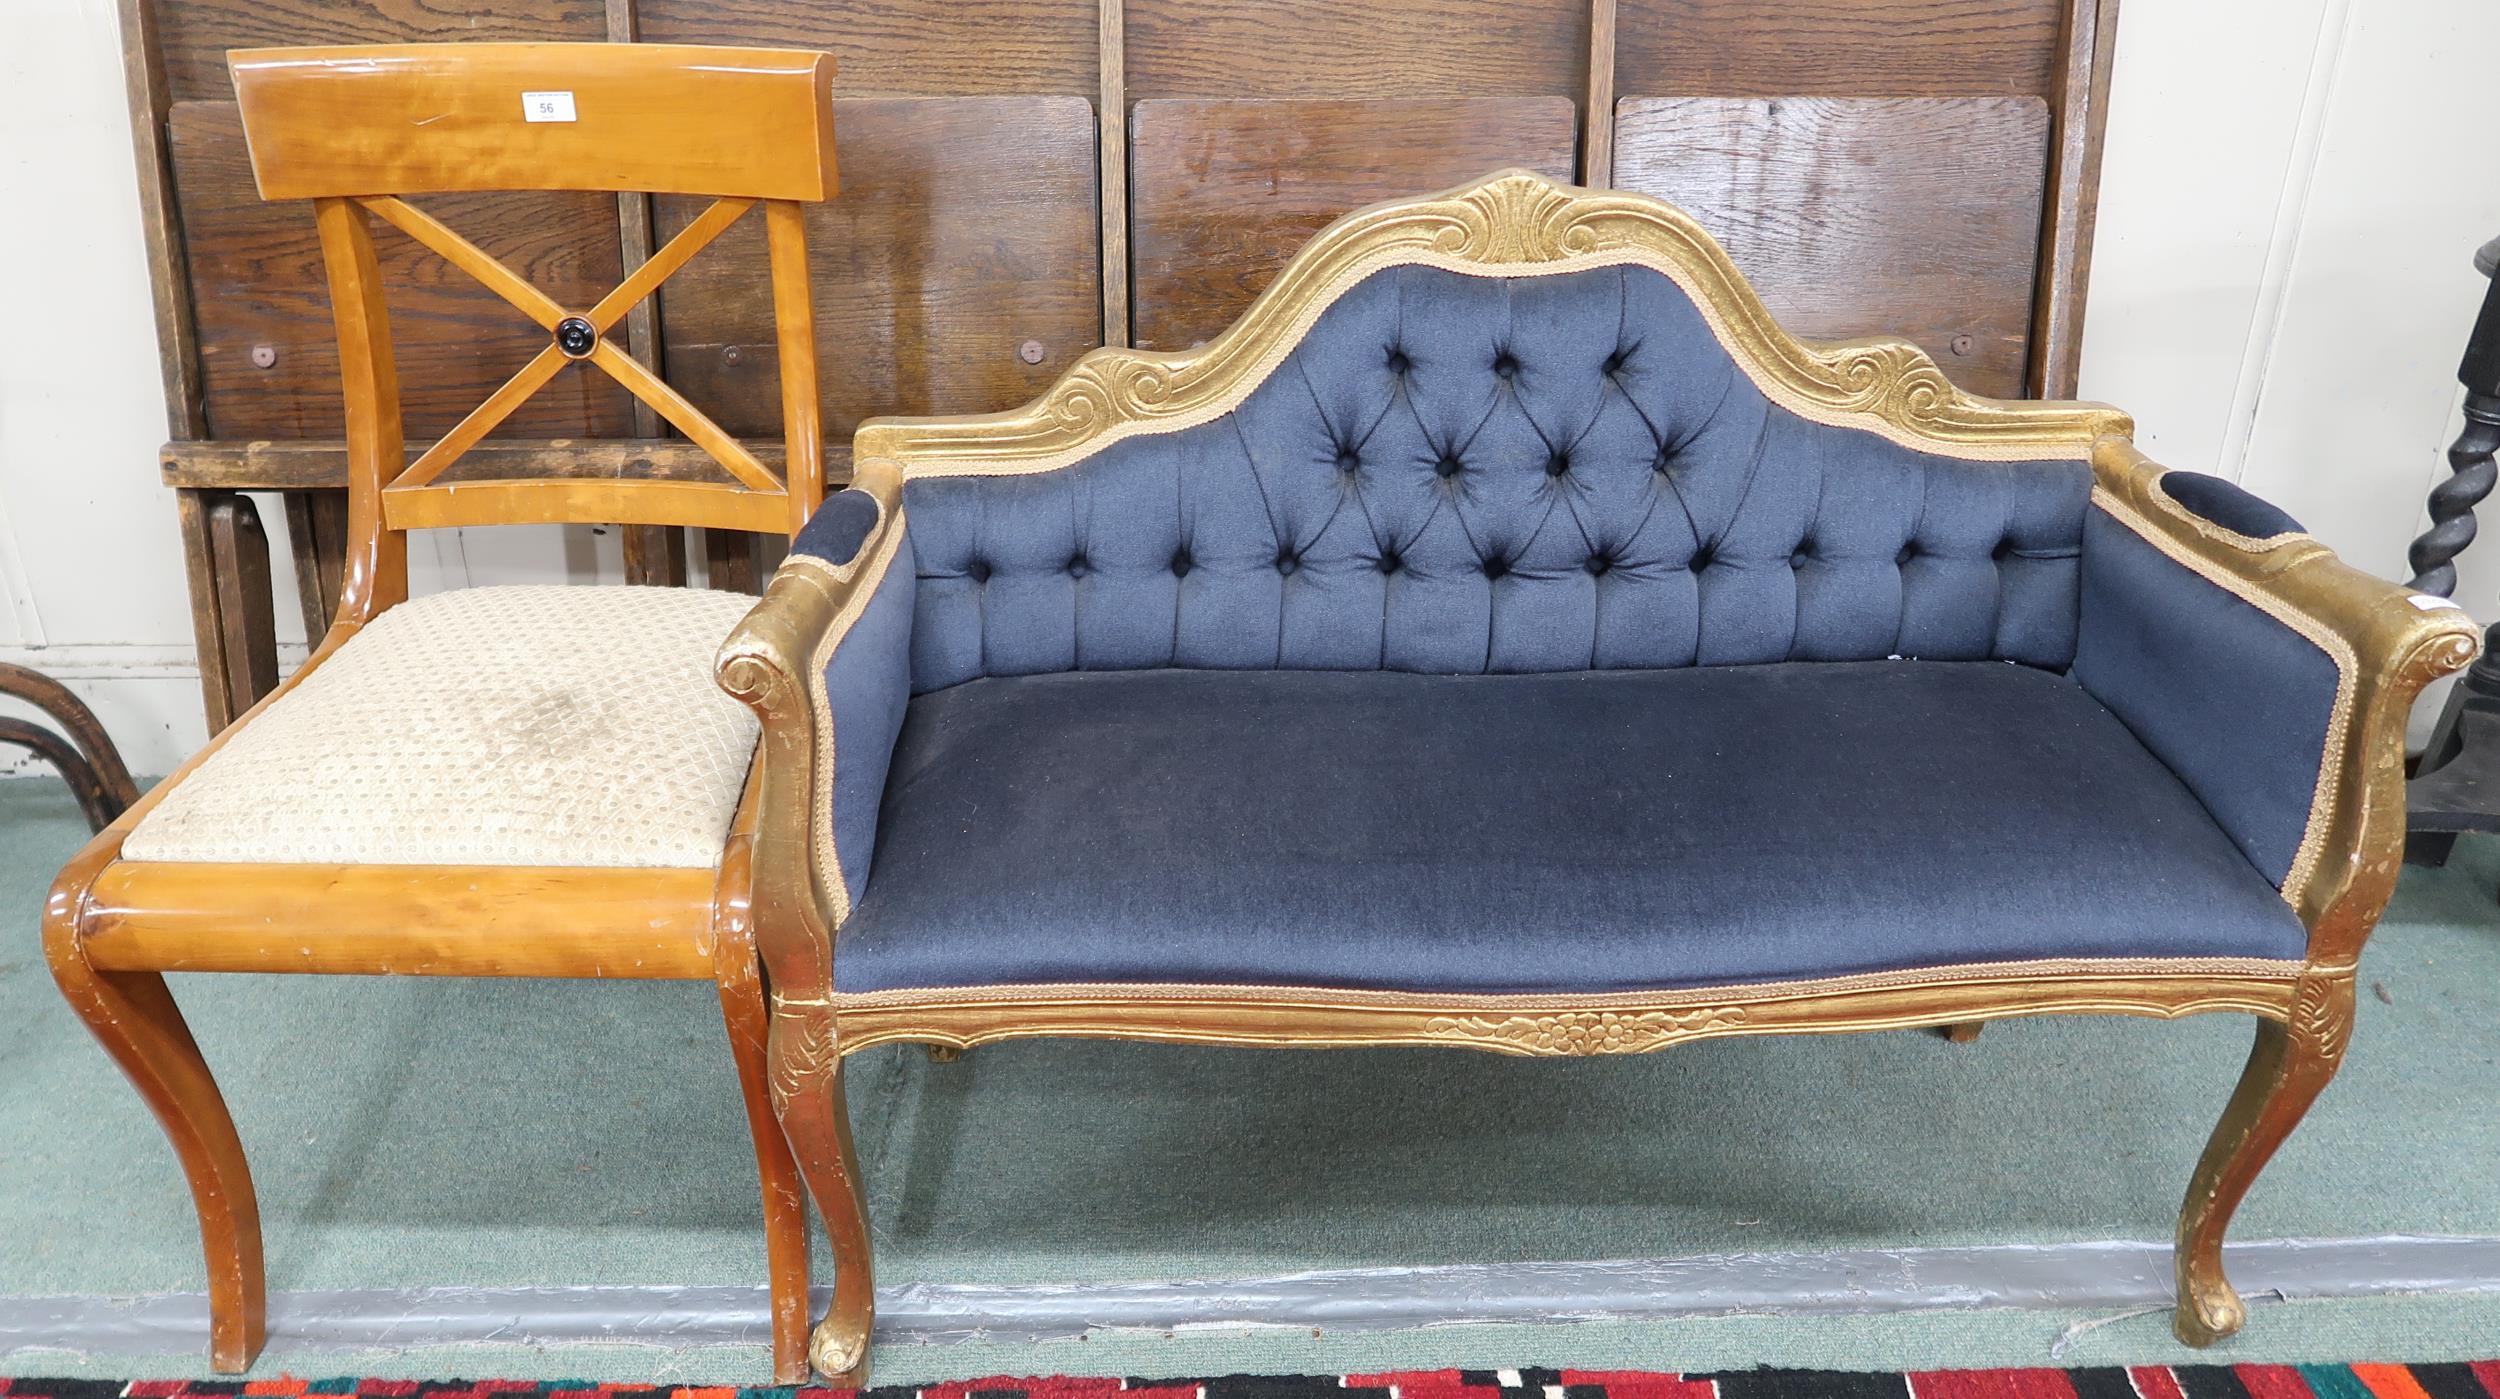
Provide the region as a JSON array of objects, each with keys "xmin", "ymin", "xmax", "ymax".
[{"xmin": 44, "ymin": 42, "xmax": 838, "ymax": 1380}]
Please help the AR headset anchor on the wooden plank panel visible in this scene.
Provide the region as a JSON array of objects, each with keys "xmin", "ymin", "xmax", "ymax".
[
  {"xmin": 1128, "ymin": 98, "xmax": 1579, "ymax": 352},
  {"xmin": 2032, "ymin": 0, "xmax": 2122, "ymax": 398},
  {"xmin": 158, "ymin": 0, "xmax": 604, "ymax": 102},
  {"xmin": 1098, "ymin": 0, "xmax": 1130, "ymax": 346},
  {"xmin": 1612, "ymin": 96, "xmax": 2052, "ymax": 398},
  {"xmin": 119, "ymin": 0, "xmax": 205, "ymax": 437},
  {"xmin": 1583, "ymin": 0, "xmax": 1618, "ymax": 186},
  {"xmin": 654, "ymin": 97, "xmax": 1100, "ymax": 447},
  {"xmin": 636, "ymin": 0, "xmax": 1096, "ymax": 95},
  {"xmin": 162, "ymin": 439, "xmax": 815, "ymax": 491},
  {"xmin": 283, "ymin": 491, "xmax": 349, "ymax": 638},
  {"xmin": 1615, "ymin": 0, "xmax": 2065, "ymax": 97},
  {"xmin": 1127, "ymin": 0, "xmax": 1587, "ymax": 99},
  {"xmin": 168, "ymin": 101, "xmax": 635, "ymax": 441}
]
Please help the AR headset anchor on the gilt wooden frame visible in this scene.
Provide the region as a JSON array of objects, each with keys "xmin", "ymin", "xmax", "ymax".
[
  {"xmin": 46, "ymin": 42, "xmax": 837, "ymax": 1382},
  {"xmin": 719, "ymin": 171, "xmax": 2480, "ymax": 1381}
]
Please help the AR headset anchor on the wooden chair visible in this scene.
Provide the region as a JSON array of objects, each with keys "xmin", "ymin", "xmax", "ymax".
[{"xmin": 44, "ymin": 42, "xmax": 837, "ymax": 1380}]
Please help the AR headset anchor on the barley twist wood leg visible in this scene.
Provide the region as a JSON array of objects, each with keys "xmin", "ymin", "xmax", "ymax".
[
  {"xmin": 767, "ymin": 999, "xmax": 874, "ymax": 1383},
  {"xmin": 2173, "ymin": 972, "xmax": 2354, "ymax": 1344}
]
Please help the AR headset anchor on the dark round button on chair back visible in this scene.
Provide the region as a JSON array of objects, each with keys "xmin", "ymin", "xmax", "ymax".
[{"xmin": 555, "ymin": 316, "xmax": 599, "ymax": 359}]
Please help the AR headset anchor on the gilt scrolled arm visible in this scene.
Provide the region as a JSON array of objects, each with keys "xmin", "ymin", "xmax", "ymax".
[
  {"xmin": 717, "ymin": 458, "xmax": 915, "ymax": 997},
  {"xmin": 2074, "ymin": 439, "xmax": 2479, "ymax": 966}
]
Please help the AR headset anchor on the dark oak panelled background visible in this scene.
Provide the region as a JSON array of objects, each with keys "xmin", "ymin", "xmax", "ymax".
[{"xmin": 121, "ymin": 0, "xmax": 2120, "ymax": 728}]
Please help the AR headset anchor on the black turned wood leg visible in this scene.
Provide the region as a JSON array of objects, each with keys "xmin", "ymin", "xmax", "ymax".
[{"xmin": 2405, "ymin": 238, "xmax": 2500, "ymax": 864}]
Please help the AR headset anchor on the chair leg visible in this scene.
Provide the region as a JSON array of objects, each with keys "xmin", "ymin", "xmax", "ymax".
[
  {"xmin": 769, "ymin": 998, "xmax": 875, "ymax": 1383},
  {"xmin": 715, "ymin": 951, "xmax": 813, "ymax": 1384},
  {"xmin": 2174, "ymin": 974, "xmax": 2354, "ymax": 1345},
  {"xmin": 1943, "ymin": 1021, "xmax": 1985, "ymax": 1043},
  {"xmin": 45, "ymin": 945, "xmax": 266, "ymax": 1371}
]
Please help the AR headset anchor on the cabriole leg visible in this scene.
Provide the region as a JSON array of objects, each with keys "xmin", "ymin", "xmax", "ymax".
[
  {"xmin": 45, "ymin": 938, "xmax": 265, "ymax": 1371},
  {"xmin": 768, "ymin": 998, "xmax": 874, "ymax": 1383},
  {"xmin": 715, "ymin": 952, "xmax": 813, "ymax": 1383},
  {"xmin": 2174, "ymin": 974, "xmax": 2353, "ymax": 1344}
]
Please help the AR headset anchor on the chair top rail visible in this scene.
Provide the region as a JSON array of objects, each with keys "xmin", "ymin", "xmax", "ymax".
[{"xmin": 229, "ymin": 42, "xmax": 837, "ymax": 202}]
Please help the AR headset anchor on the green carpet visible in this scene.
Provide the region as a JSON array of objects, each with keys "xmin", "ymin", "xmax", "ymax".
[{"xmin": 5, "ymin": 778, "xmax": 2500, "ymax": 1379}]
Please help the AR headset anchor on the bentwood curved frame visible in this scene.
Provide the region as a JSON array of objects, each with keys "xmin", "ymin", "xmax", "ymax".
[
  {"xmin": 718, "ymin": 170, "xmax": 2480, "ymax": 1379},
  {"xmin": 47, "ymin": 43, "xmax": 837, "ymax": 1380}
]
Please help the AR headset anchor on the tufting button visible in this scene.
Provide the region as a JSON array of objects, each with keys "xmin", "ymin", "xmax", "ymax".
[
  {"xmin": 1546, "ymin": 451, "xmax": 1570, "ymax": 478},
  {"xmin": 1585, "ymin": 555, "xmax": 1612, "ymax": 576},
  {"xmin": 1387, "ymin": 349, "xmax": 1411, "ymax": 375},
  {"xmin": 1493, "ymin": 353, "xmax": 1518, "ymax": 379},
  {"xmin": 1336, "ymin": 449, "xmax": 1360, "ymax": 474},
  {"xmin": 1689, "ymin": 546, "xmax": 1714, "ymax": 573},
  {"xmin": 1653, "ymin": 448, "xmax": 1673, "ymax": 474},
  {"xmin": 1482, "ymin": 557, "xmax": 1508, "ymax": 580},
  {"xmin": 1378, "ymin": 550, "xmax": 1401, "ymax": 575},
  {"xmin": 1791, "ymin": 541, "xmax": 1814, "ymax": 567},
  {"xmin": 1993, "ymin": 539, "xmax": 2016, "ymax": 562},
  {"xmin": 1276, "ymin": 550, "xmax": 1299, "ymax": 576},
  {"xmin": 967, "ymin": 560, "xmax": 992, "ymax": 584},
  {"xmin": 1436, "ymin": 454, "xmax": 1462, "ymax": 479},
  {"xmin": 1066, "ymin": 553, "xmax": 1090, "ymax": 579},
  {"xmin": 1604, "ymin": 350, "xmax": 1628, "ymax": 375},
  {"xmin": 1897, "ymin": 542, "xmax": 1919, "ymax": 565},
  {"xmin": 1171, "ymin": 548, "xmax": 1192, "ymax": 578}
]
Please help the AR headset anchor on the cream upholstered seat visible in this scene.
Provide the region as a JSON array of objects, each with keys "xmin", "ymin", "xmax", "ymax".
[{"xmin": 124, "ymin": 585, "xmax": 760, "ymax": 869}]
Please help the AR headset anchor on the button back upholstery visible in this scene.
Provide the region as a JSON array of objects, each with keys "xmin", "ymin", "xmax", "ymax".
[{"xmin": 902, "ymin": 263, "xmax": 2090, "ymax": 692}]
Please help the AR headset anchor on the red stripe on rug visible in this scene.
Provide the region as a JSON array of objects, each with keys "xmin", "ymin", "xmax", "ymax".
[
  {"xmin": 2237, "ymin": 1366, "xmax": 2317, "ymax": 1399},
  {"xmin": 2131, "ymin": 1368, "xmax": 2190, "ymax": 1399},
  {"xmin": 1344, "ymin": 1372, "xmax": 1510, "ymax": 1399},
  {"xmin": 1912, "ymin": 1368, "xmax": 2081, "ymax": 1399},
  {"xmin": 1557, "ymin": 1373, "xmax": 1716, "ymax": 1399},
  {"xmin": 916, "ymin": 1378, "xmax": 1134, "ymax": 1399}
]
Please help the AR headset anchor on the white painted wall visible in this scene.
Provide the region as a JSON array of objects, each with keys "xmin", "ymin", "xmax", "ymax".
[
  {"xmin": 6, "ymin": 0, "xmax": 2499, "ymax": 776},
  {"xmin": 0, "ymin": 0, "xmax": 215, "ymax": 776}
]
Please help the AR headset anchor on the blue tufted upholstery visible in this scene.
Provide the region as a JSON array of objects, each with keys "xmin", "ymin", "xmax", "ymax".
[
  {"xmin": 832, "ymin": 663, "xmax": 2306, "ymax": 995},
  {"xmin": 2159, "ymin": 470, "xmax": 2306, "ymax": 541},
  {"xmin": 2073, "ymin": 507, "xmax": 2336, "ymax": 888},
  {"xmin": 790, "ymin": 488, "xmax": 882, "ymax": 568},
  {"xmin": 901, "ymin": 264, "xmax": 2090, "ymax": 693},
  {"xmin": 782, "ymin": 251, "xmax": 2348, "ymax": 983},
  {"xmin": 789, "ymin": 486, "xmax": 916, "ymax": 904}
]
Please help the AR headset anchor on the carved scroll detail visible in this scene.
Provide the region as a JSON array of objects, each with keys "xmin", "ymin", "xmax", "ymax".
[
  {"xmin": 2290, "ymin": 973, "xmax": 2353, "ymax": 1064},
  {"xmin": 1423, "ymin": 1006, "xmax": 1747, "ymax": 1055},
  {"xmin": 860, "ymin": 170, "xmax": 2134, "ymax": 478},
  {"xmin": 766, "ymin": 1004, "xmax": 842, "ymax": 1111}
]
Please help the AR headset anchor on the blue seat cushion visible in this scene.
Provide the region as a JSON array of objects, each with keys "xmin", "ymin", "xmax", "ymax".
[{"xmin": 833, "ymin": 663, "xmax": 2308, "ymax": 996}]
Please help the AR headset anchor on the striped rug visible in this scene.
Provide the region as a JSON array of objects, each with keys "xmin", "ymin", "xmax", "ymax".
[{"xmin": 7, "ymin": 1367, "xmax": 2500, "ymax": 1399}]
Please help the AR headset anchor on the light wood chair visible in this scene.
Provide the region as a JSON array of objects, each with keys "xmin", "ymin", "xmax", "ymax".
[{"xmin": 44, "ymin": 42, "xmax": 837, "ymax": 1380}]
